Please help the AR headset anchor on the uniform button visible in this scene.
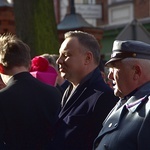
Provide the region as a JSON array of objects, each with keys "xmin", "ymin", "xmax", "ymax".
[
  {"xmin": 104, "ymin": 144, "xmax": 109, "ymax": 149},
  {"xmin": 108, "ymin": 123, "xmax": 112, "ymax": 127},
  {"xmin": 114, "ymin": 123, "xmax": 118, "ymax": 127}
]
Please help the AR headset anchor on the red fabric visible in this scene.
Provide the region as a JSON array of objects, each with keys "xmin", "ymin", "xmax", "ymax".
[
  {"xmin": 30, "ymin": 56, "xmax": 58, "ymax": 86},
  {"xmin": 30, "ymin": 56, "xmax": 49, "ymax": 72}
]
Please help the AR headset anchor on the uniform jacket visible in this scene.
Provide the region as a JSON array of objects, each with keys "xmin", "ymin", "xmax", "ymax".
[
  {"xmin": 51, "ymin": 68, "xmax": 118, "ymax": 150},
  {"xmin": 94, "ymin": 81, "xmax": 150, "ymax": 150},
  {"xmin": 0, "ymin": 72, "xmax": 61, "ymax": 150}
]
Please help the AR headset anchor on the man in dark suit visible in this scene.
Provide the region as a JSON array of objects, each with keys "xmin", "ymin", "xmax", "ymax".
[
  {"xmin": 0, "ymin": 34, "xmax": 61, "ymax": 149},
  {"xmin": 94, "ymin": 40, "xmax": 150, "ymax": 150},
  {"xmin": 50, "ymin": 31, "xmax": 118, "ymax": 150}
]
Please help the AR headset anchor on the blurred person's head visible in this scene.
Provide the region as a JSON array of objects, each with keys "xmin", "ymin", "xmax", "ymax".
[
  {"xmin": 0, "ymin": 34, "xmax": 31, "ymax": 84},
  {"xmin": 40, "ymin": 53, "xmax": 56, "ymax": 68},
  {"xmin": 41, "ymin": 53, "xmax": 65, "ymax": 86}
]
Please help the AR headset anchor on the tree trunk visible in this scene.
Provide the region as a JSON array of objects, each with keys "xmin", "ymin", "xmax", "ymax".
[{"xmin": 13, "ymin": 0, "xmax": 59, "ymax": 57}]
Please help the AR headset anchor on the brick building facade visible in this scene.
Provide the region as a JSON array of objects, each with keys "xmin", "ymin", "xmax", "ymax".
[
  {"xmin": 1, "ymin": 0, "xmax": 150, "ymax": 57},
  {"xmin": 0, "ymin": 1, "xmax": 15, "ymax": 34}
]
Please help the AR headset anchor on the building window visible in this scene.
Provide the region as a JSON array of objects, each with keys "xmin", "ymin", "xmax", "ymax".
[
  {"xmin": 108, "ymin": 2, "xmax": 133, "ymax": 25},
  {"xmin": 75, "ymin": 0, "xmax": 98, "ymax": 26}
]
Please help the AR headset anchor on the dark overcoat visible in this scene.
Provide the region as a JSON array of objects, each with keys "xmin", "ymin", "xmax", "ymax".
[
  {"xmin": 0, "ymin": 72, "xmax": 61, "ymax": 150},
  {"xmin": 51, "ymin": 68, "xmax": 118, "ymax": 150},
  {"xmin": 94, "ymin": 81, "xmax": 150, "ymax": 150}
]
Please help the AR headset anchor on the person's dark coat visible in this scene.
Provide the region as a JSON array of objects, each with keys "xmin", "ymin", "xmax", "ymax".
[
  {"xmin": 51, "ymin": 67, "xmax": 118, "ymax": 150},
  {"xmin": 93, "ymin": 81, "xmax": 150, "ymax": 150},
  {"xmin": 0, "ymin": 72, "xmax": 61, "ymax": 150}
]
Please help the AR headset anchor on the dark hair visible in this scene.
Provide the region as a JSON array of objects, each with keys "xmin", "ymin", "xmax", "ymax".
[
  {"xmin": 0, "ymin": 34, "xmax": 31, "ymax": 69},
  {"xmin": 64, "ymin": 31, "xmax": 101, "ymax": 65}
]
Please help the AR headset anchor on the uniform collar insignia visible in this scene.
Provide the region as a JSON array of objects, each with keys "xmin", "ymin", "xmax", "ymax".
[{"xmin": 126, "ymin": 96, "xmax": 147, "ymax": 112}]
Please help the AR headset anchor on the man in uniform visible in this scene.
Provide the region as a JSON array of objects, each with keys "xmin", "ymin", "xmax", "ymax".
[{"xmin": 94, "ymin": 40, "xmax": 150, "ymax": 150}]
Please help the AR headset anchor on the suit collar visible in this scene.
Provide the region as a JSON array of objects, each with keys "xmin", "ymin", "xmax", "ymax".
[
  {"xmin": 59, "ymin": 67, "xmax": 103, "ymax": 118},
  {"xmin": 76, "ymin": 67, "xmax": 102, "ymax": 87},
  {"xmin": 59, "ymin": 86, "xmax": 88, "ymax": 118},
  {"xmin": 7, "ymin": 72, "xmax": 31, "ymax": 85},
  {"xmin": 61, "ymin": 67, "xmax": 101, "ymax": 107}
]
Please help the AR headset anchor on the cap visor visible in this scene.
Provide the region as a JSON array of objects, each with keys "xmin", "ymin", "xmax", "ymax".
[{"xmin": 105, "ymin": 58, "xmax": 122, "ymax": 67}]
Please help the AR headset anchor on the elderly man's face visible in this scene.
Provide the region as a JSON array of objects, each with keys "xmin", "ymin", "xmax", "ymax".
[{"xmin": 107, "ymin": 61, "xmax": 135, "ymax": 98}]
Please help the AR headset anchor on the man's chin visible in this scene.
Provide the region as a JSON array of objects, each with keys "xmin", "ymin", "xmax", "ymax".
[
  {"xmin": 114, "ymin": 90, "xmax": 124, "ymax": 98},
  {"xmin": 60, "ymin": 72, "xmax": 66, "ymax": 78}
]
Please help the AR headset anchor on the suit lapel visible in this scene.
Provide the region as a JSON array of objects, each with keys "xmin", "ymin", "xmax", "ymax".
[
  {"xmin": 61, "ymin": 85, "xmax": 72, "ymax": 106},
  {"xmin": 59, "ymin": 68, "xmax": 103, "ymax": 118},
  {"xmin": 59, "ymin": 86, "xmax": 87, "ymax": 118}
]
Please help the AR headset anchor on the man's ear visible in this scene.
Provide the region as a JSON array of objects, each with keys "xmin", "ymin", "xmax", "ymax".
[
  {"xmin": 85, "ymin": 51, "xmax": 92, "ymax": 65},
  {"xmin": 133, "ymin": 65, "xmax": 141, "ymax": 80},
  {"xmin": 0, "ymin": 64, "xmax": 4, "ymax": 74}
]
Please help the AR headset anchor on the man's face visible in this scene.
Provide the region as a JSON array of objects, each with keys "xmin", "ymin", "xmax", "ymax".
[
  {"xmin": 107, "ymin": 61, "xmax": 134, "ymax": 98},
  {"xmin": 57, "ymin": 37, "xmax": 87, "ymax": 85}
]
